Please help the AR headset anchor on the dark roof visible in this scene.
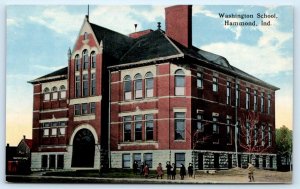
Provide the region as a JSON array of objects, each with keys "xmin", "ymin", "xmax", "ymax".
[
  {"xmin": 90, "ymin": 23, "xmax": 135, "ymax": 63},
  {"xmin": 29, "ymin": 21, "xmax": 278, "ymax": 90},
  {"xmin": 28, "ymin": 67, "xmax": 68, "ymax": 84},
  {"xmin": 24, "ymin": 139, "xmax": 33, "ymax": 149},
  {"xmin": 120, "ymin": 30, "xmax": 182, "ymax": 64}
]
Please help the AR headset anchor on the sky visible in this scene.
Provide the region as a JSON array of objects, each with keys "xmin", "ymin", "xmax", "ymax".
[{"xmin": 6, "ymin": 5, "xmax": 293, "ymax": 146}]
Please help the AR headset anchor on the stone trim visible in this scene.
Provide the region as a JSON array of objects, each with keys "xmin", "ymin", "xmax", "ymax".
[{"xmin": 69, "ymin": 96, "xmax": 102, "ymax": 105}]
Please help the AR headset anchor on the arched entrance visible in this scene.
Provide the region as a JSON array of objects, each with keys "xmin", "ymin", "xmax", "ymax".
[{"xmin": 71, "ymin": 128, "xmax": 95, "ymax": 167}]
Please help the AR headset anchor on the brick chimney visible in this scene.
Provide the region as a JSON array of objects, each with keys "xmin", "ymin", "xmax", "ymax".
[{"xmin": 165, "ymin": 5, "xmax": 192, "ymax": 48}]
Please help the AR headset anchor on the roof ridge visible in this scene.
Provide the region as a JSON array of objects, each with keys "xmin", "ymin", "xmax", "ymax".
[
  {"xmin": 90, "ymin": 22, "xmax": 132, "ymax": 40},
  {"xmin": 163, "ymin": 32, "xmax": 184, "ymax": 56}
]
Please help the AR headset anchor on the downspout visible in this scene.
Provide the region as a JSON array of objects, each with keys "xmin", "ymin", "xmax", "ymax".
[
  {"xmin": 108, "ymin": 69, "xmax": 111, "ymax": 168},
  {"xmin": 235, "ymin": 77, "xmax": 238, "ymax": 167},
  {"xmin": 169, "ymin": 63, "xmax": 171, "ymax": 163}
]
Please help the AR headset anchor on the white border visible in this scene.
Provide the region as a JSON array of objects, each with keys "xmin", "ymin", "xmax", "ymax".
[{"xmin": 2, "ymin": 1, "xmax": 297, "ymax": 189}]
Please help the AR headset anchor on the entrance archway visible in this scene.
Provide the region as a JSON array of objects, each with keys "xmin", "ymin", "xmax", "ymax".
[{"xmin": 71, "ymin": 128, "xmax": 95, "ymax": 167}]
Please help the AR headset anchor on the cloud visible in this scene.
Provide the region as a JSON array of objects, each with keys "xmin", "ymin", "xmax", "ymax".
[
  {"xmin": 193, "ymin": 6, "xmax": 218, "ymax": 18},
  {"xmin": 32, "ymin": 64, "xmax": 65, "ymax": 71},
  {"xmin": 90, "ymin": 6, "xmax": 165, "ymax": 35},
  {"xmin": 7, "ymin": 18, "xmax": 22, "ymax": 27},
  {"xmin": 29, "ymin": 6, "xmax": 83, "ymax": 35}
]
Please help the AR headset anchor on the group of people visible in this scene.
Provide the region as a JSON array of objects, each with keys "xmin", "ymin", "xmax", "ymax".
[
  {"xmin": 134, "ymin": 161, "xmax": 255, "ymax": 182},
  {"xmin": 133, "ymin": 161, "xmax": 194, "ymax": 180}
]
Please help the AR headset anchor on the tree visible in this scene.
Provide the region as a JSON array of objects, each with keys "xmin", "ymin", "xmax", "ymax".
[
  {"xmin": 276, "ymin": 125, "xmax": 292, "ymax": 171},
  {"xmin": 238, "ymin": 112, "xmax": 273, "ymax": 165}
]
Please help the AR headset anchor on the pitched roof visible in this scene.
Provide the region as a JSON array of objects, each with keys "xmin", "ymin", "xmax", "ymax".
[
  {"xmin": 119, "ymin": 30, "xmax": 182, "ymax": 64},
  {"xmin": 28, "ymin": 67, "xmax": 68, "ymax": 84},
  {"xmin": 90, "ymin": 23, "xmax": 135, "ymax": 63},
  {"xmin": 24, "ymin": 139, "xmax": 33, "ymax": 149},
  {"xmin": 29, "ymin": 21, "xmax": 278, "ymax": 90}
]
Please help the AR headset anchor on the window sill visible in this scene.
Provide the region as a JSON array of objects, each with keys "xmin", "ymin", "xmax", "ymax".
[
  {"xmin": 174, "ymin": 139, "xmax": 186, "ymax": 142},
  {"xmin": 118, "ymin": 141, "xmax": 158, "ymax": 149}
]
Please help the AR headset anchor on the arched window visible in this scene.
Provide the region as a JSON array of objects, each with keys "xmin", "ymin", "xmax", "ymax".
[
  {"xmin": 43, "ymin": 87, "xmax": 50, "ymax": 101},
  {"xmin": 82, "ymin": 49, "xmax": 89, "ymax": 70},
  {"xmin": 124, "ymin": 75, "xmax": 131, "ymax": 100},
  {"xmin": 175, "ymin": 69, "xmax": 185, "ymax": 96},
  {"xmin": 75, "ymin": 54, "xmax": 80, "ymax": 71},
  {"xmin": 134, "ymin": 73, "xmax": 142, "ymax": 99},
  {"xmin": 91, "ymin": 51, "xmax": 96, "ymax": 69},
  {"xmin": 59, "ymin": 85, "xmax": 66, "ymax": 99},
  {"xmin": 84, "ymin": 32, "xmax": 88, "ymax": 40},
  {"xmin": 52, "ymin": 86, "xmax": 58, "ymax": 100},
  {"xmin": 145, "ymin": 72, "xmax": 153, "ymax": 98}
]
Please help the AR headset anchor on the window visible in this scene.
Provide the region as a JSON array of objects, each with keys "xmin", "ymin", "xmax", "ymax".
[
  {"xmin": 134, "ymin": 73, "xmax": 142, "ymax": 99},
  {"xmin": 59, "ymin": 85, "xmax": 66, "ymax": 99},
  {"xmin": 52, "ymin": 86, "xmax": 58, "ymax": 100},
  {"xmin": 124, "ymin": 116, "xmax": 131, "ymax": 142},
  {"xmin": 52, "ymin": 122, "xmax": 58, "ymax": 127},
  {"xmin": 144, "ymin": 153, "xmax": 153, "ymax": 168},
  {"xmin": 74, "ymin": 104, "xmax": 81, "ymax": 115},
  {"xmin": 212, "ymin": 117, "xmax": 219, "ymax": 134},
  {"xmin": 91, "ymin": 51, "xmax": 96, "ymax": 68},
  {"xmin": 82, "ymin": 103, "xmax": 88, "ymax": 115},
  {"xmin": 41, "ymin": 155, "xmax": 48, "ymax": 169},
  {"xmin": 254, "ymin": 125, "xmax": 258, "ymax": 145},
  {"xmin": 212, "ymin": 77, "xmax": 218, "ymax": 92},
  {"xmin": 51, "ymin": 128, "xmax": 57, "ymax": 136},
  {"xmin": 43, "ymin": 129, "xmax": 49, "ymax": 136},
  {"xmin": 90, "ymin": 102, "xmax": 96, "ymax": 114},
  {"xmin": 246, "ymin": 88, "xmax": 250, "ymax": 110},
  {"xmin": 122, "ymin": 154, "xmax": 130, "ymax": 168},
  {"xmin": 261, "ymin": 125, "xmax": 265, "ymax": 146},
  {"xmin": 124, "ymin": 75, "xmax": 132, "ymax": 100},
  {"xmin": 145, "ymin": 72, "xmax": 153, "ymax": 97},
  {"xmin": 134, "ymin": 115, "xmax": 142, "ymax": 141},
  {"xmin": 246, "ymin": 122, "xmax": 250, "ymax": 145},
  {"xmin": 254, "ymin": 90, "xmax": 258, "ymax": 112},
  {"xmin": 43, "ymin": 87, "xmax": 50, "ymax": 101},
  {"xmin": 75, "ymin": 54, "xmax": 80, "ymax": 71},
  {"xmin": 82, "ymin": 49, "xmax": 89, "ymax": 70},
  {"xmin": 261, "ymin": 93, "xmax": 265, "ymax": 113},
  {"xmin": 57, "ymin": 155, "xmax": 64, "ymax": 169},
  {"xmin": 82, "ymin": 74, "xmax": 89, "ymax": 97},
  {"xmin": 212, "ymin": 117, "xmax": 219, "ymax": 143},
  {"xmin": 175, "ymin": 69, "xmax": 185, "ymax": 96},
  {"xmin": 59, "ymin": 121, "xmax": 67, "ymax": 126},
  {"xmin": 268, "ymin": 126, "xmax": 272, "ymax": 146},
  {"xmin": 133, "ymin": 153, "xmax": 141, "ymax": 167},
  {"xmin": 43, "ymin": 122, "xmax": 50, "ymax": 127},
  {"xmin": 175, "ymin": 112, "xmax": 185, "ymax": 140},
  {"xmin": 75, "ymin": 76, "xmax": 81, "ymax": 97},
  {"xmin": 84, "ymin": 32, "xmax": 88, "ymax": 40},
  {"xmin": 197, "ymin": 72, "xmax": 203, "ymax": 88},
  {"xmin": 58, "ymin": 128, "xmax": 65, "ymax": 136},
  {"xmin": 236, "ymin": 84, "xmax": 240, "ymax": 107},
  {"xmin": 227, "ymin": 81, "xmax": 231, "ymax": 105},
  {"xmin": 175, "ymin": 153, "xmax": 185, "ymax": 168},
  {"xmin": 91, "ymin": 73, "xmax": 96, "ymax": 96},
  {"xmin": 197, "ymin": 114, "xmax": 204, "ymax": 132},
  {"xmin": 268, "ymin": 94, "xmax": 271, "ymax": 114},
  {"xmin": 226, "ymin": 119, "xmax": 232, "ymax": 144},
  {"xmin": 145, "ymin": 114, "xmax": 154, "ymax": 140}
]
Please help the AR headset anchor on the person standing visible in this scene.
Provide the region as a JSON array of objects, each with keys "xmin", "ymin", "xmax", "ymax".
[
  {"xmin": 156, "ymin": 163, "xmax": 163, "ymax": 179},
  {"xmin": 166, "ymin": 161, "xmax": 172, "ymax": 180},
  {"xmin": 171, "ymin": 163, "xmax": 176, "ymax": 180},
  {"xmin": 133, "ymin": 161, "xmax": 138, "ymax": 175},
  {"xmin": 143, "ymin": 164, "xmax": 150, "ymax": 178},
  {"xmin": 188, "ymin": 163, "xmax": 193, "ymax": 177},
  {"xmin": 140, "ymin": 162, "xmax": 145, "ymax": 176},
  {"xmin": 180, "ymin": 163, "xmax": 186, "ymax": 180},
  {"xmin": 247, "ymin": 163, "xmax": 255, "ymax": 182}
]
